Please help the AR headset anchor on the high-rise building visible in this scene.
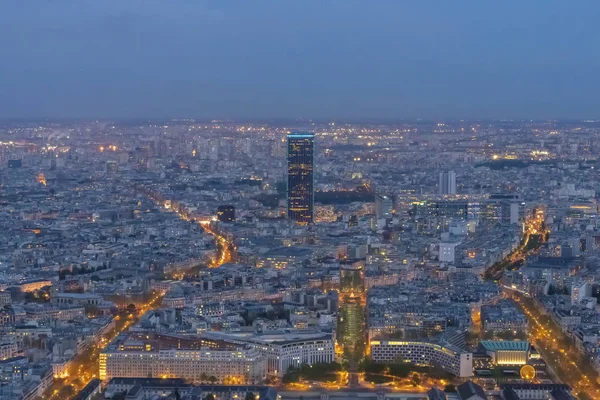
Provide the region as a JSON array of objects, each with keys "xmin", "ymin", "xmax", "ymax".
[
  {"xmin": 8, "ymin": 159, "xmax": 22, "ymax": 169},
  {"xmin": 106, "ymin": 160, "xmax": 118, "ymax": 175},
  {"xmin": 217, "ymin": 205, "xmax": 235, "ymax": 223},
  {"xmin": 571, "ymin": 280, "xmax": 591, "ymax": 305},
  {"xmin": 439, "ymin": 171, "xmax": 457, "ymax": 195},
  {"xmin": 479, "ymin": 194, "xmax": 523, "ymax": 226},
  {"xmin": 337, "ymin": 259, "xmax": 366, "ymax": 362},
  {"xmin": 287, "ymin": 133, "xmax": 314, "ymax": 225},
  {"xmin": 375, "ymin": 194, "xmax": 393, "ymax": 219}
]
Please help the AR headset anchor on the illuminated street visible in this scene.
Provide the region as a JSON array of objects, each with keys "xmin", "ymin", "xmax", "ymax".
[
  {"xmin": 510, "ymin": 290, "xmax": 600, "ymax": 400},
  {"xmin": 199, "ymin": 220, "xmax": 235, "ymax": 267},
  {"xmin": 482, "ymin": 206, "xmax": 600, "ymax": 399},
  {"xmin": 142, "ymin": 187, "xmax": 236, "ymax": 268},
  {"xmin": 45, "ymin": 293, "xmax": 164, "ymax": 399},
  {"xmin": 484, "ymin": 208, "xmax": 546, "ymax": 281}
]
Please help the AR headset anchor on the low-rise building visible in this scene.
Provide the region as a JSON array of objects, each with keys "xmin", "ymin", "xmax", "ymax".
[
  {"xmin": 100, "ymin": 333, "xmax": 266, "ymax": 384},
  {"xmin": 369, "ymin": 340, "xmax": 473, "ymax": 377},
  {"xmin": 478, "ymin": 341, "xmax": 530, "ymax": 366},
  {"xmin": 203, "ymin": 331, "xmax": 335, "ymax": 377}
]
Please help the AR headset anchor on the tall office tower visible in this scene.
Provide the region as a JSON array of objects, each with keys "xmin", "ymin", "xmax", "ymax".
[
  {"xmin": 287, "ymin": 133, "xmax": 314, "ymax": 225},
  {"xmin": 480, "ymin": 194, "xmax": 522, "ymax": 226},
  {"xmin": 105, "ymin": 160, "xmax": 118, "ymax": 175},
  {"xmin": 337, "ymin": 259, "xmax": 366, "ymax": 362},
  {"xmin": 375, "ymin": 194, "xmax": 393, "ymax": 219},
  {"xmin": 217, "ymin": 205, "xmax": 235, "ymax": 223},
  {"xmin": 439, "ymin": 170, "xmax": 457, "ymax": 195}
]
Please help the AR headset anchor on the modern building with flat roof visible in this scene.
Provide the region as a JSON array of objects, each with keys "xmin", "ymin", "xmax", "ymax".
[
  {"xmin": 99, "ymin": 333, "xmax": 266, "ymax": 384},
  {"xmin": 370, "ymin": 340, "xmax": 473, "ymax": 378},
  {"xmin": 202, "ymin": 330, "xmax": 334, "ymax": 377},
  {"xmin": 478, "ymin": 341, "xmax": 530, "ymax": 366}
]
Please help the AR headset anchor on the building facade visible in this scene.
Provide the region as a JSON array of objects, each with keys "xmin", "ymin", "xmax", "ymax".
[
  {"xmin": 439, "ymin": 171, "xmax": 457, "ymax": 195},
  {"xmin": 370, "ymin": 340, "xmax": 473, "ymax": 378},
  {"xmin": 375, "ymin": 195, "xmax": 393, "ymax": 219},
  {"xmin": 338, "ymin": 259, "xmax": 366, "ymax": 361},
  {"xmin": 478, "ymin": 341, "xmax": 530, "ymax": 366},
  {"xmin": 100, "ymin": 347, "xmax": 265, "ymax": 384},
  {"xmin": 202, "ymin": 331, "xmax": 335, "ymax": 377},
  {"xmin": 287, "ymin": 133, "xmax": 314, "ymax": 225}
]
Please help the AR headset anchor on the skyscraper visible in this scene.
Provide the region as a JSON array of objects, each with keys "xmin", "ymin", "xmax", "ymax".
[
  {"xmin": 337, "ymin": 259, "xmax": 366, "ymax": 362},
  {"xmin": 217, "ymin": 205, "xmax": 235, "ymax": 223},
  {"xmin": 439, "ymin": 170, "xmax": 457, "ymax": 195},
  {"xmin": 287, "ymin": 133, "xmax": 314, "ymax": 225},
  {"xmin": 375, "ymin": 194, "xmax": 393, "ymax": 219}
]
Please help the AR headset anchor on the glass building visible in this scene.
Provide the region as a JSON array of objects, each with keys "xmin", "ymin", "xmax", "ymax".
[
  {"xmin": 287, "ymin": 133, "xmax": 314, "ymax": 225},
  {"xmin": 216, "ymin": 205, "xmax": 235, "ymax": 223},
  {"xmin": 337, "ymin": 259, "xmax": 366, "ymax": 362}
]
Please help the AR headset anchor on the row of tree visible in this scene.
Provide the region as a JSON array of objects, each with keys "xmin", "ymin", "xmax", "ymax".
[
  {"xmin": 59, "ymin": 264, "xmax": 108, "ymax": 280},
  {"xmin": 282, "ymin": 362, "xmax": 343, "ymax": 384},
  {"xmin": 203, "ymin": 392, "xmax": 255, "ymax": 400}
]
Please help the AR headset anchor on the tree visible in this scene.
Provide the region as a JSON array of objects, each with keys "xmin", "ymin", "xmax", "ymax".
[
  {"xmin": 444, "ymin": 384, "xmax": 456, "ymax": 392},
  {"xmin": 208, "ymin": 376, "xmax": 218, "ymax": 384},
  {"xmin": 200, "ymin": 373, "xmax": 209, "ymax": 383},
  {"xmin": 388, "ymin": 363, "xmax": 410, "ymax": 378},
  {"xmin": 265, "ymin": 376, "xmax": 278, "ymax": 385},
  {"xmin": 245, "ymin": 393, "xmax": 255, "ymax": 400},
  {"xmin": 410, "ymin": 373, "xmax": 421, "ymax": 387},
  {"xmin": 341, "ymin": 360, "xmax": 350, "ymax": 371},
  {"xmin": 282, "ymin": 370, "xmax": 300, "ymax": 384},
  {"xmin": 57, "ymin": 385, "xmax": 76, "ymax": 399},
  {"xmin": 363, "ymin": 362, "xmax": 385, "ymax": 375},
  {"xmin": 465, "ymin": 331, "xmax": 480, "ymax": 347},
  {"xmin": 205, "ymin": 394, "xmax": 215, "ymax": 400}
]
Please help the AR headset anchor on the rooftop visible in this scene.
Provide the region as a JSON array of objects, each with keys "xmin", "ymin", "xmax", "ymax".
[{"xmin": 480, "ymin": 341, "xmax": 530, "ymax": 352}]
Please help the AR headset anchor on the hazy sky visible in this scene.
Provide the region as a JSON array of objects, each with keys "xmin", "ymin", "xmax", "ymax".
[{"xmin": 1, "ymin": 1, "xmax": 599, "ymax": 120}]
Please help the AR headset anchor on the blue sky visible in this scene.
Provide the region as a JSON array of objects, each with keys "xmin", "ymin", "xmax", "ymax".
[{"xmin": 1, "ymin": 1, "xmax": 599, "ymax": 120}]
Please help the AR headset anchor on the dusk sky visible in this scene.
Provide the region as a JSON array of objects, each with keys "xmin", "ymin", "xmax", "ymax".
[{"xmin": 1, "ymin": 1, "xmax": 599, "ymax": 120}]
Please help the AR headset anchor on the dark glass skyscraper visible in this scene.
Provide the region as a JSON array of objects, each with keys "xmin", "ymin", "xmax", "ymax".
[
  {"xmin": 216, "ymin": 205, "xmax": 235, "ymax": 223},
  {"xmin": 287, "ymin": 133, "xmax": 314, "ymax": 225}
]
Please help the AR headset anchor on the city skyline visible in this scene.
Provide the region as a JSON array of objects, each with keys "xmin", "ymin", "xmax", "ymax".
[
  {"xmin": 1, "ymin": 2, "xmax": 600, "ymax": 400},
  {"xmin": 0, "ymin": 119, "xmax": 598, "ymax": 399}
]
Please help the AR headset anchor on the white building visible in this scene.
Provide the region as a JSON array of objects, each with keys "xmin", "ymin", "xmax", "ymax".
[
  {"xmin": 571, "ymin": 281, "xmax": 591, "ymax": 306},
  {"xmin": 51, "ymin": 359, "xmax": 70, "ymax": 378},
  {"xmin": 202, "ymin": 331, "xmax": 335, "ymax": 377},
  {"xmin": 510, "ymin": 202, "xmax": 520, "ymax": 225},
  {"xmin": 100, "ymin": 346, "xmax": 265, "ymax": 384},
  {"xmin": 370, "ymin": 340, "xmax": 472, "ymax": 378},
  {"xmin": 375, "ymin": 195, "xmax": 393, "ymax": 219},
  {"xmin": 0, "ymin": 338, "xmax": 18, "ymax": 361},
  {"xmin": 439, "ymin": 240, "xmax": 461, "ymax": 263},
  {"xmin": 52, "ymin": 292, "xmax": 103, "ymax": 306},
  {"xmin": 0, "ymin": 292, "xmax": 11, "ymax": 307},
  {"xmin": 439, "ymin": 171, "xmax": 457, "ymax": 195},
  {"xmin": 449, "ymin": 221, "xmax": 468, "ymax": 236}
]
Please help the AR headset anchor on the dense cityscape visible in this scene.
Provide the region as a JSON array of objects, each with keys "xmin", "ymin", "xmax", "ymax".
[{"xmin": 0, "ymin": 119, "xmax": 598, "ymax": 400}]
